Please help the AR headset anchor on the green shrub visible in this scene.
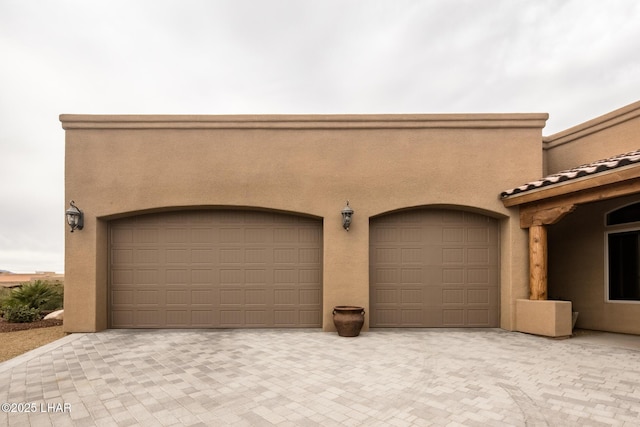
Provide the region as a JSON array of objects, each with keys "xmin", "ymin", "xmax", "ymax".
[
  {"xmin": 38, "ymin": 283, "xmax": 64, "ymax": 311},
  {"xmin": 3, "ymin": 305, "xmax": 40, "ymax": 323},
  {"xmin": 2, "ymin": 280, "xmax": 63, "ymax": 312},
  {"xmin": 0, "ymin": 287, "xmax": 11, "ymax": 307}
]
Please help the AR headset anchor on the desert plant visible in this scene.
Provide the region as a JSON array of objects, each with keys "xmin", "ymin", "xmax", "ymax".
[
  {"xmin": 39, "ymin": 282, "xmax": 64, "ymax": 311},
  {"xmin": 2, "ymin": 280, "xmax": 62, "ymax": 312},
  {"xmin": 0, "ymin": 287, "xmax": 11, "ymax": 307},
  {"xmin": 2, "ymin": 304, "xmax": 40, "ymax": 323}
]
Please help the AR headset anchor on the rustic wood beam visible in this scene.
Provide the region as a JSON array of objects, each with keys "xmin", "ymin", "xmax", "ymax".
[
  {"xmin": 529, "ymin": 225, "xmax": 548, "ymax": 300},
  {"xmin": 520, "ymin": 204, "xmax": 577, "ymax": 228}
]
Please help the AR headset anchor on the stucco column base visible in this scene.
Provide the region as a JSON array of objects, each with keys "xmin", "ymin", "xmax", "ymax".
[{"xmin": 515, "ymin": 299, "xmax": 572, "ymax": 338}]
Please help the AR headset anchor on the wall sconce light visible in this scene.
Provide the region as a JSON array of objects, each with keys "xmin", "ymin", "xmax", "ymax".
[
  {"xmin": 341, "ymin": 201, "xmax": 354, "ymax": 231},
  {"xmin": 65, "ymin": 200, "xmax": 84, "ymax": 232}
]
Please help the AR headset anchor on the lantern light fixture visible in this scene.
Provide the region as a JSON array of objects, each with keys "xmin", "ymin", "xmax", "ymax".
[
  {"xmin": 341, "ymin": 201, "xmax": 354, "ymax": 231},
  {"xmin": 65, "ymin": 200, "xmax": 84, "ymax": 232}
]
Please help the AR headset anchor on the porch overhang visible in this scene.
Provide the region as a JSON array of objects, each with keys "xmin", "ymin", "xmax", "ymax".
[
  {"xmin": 502, "ymin": 163, "xmax": 640, "ymax": 227},
  {"xmin": 501, "ymin": 151, "xmax": 640, "ymax": 337}
]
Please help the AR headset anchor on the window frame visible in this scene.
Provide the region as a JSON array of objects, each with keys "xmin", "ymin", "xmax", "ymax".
[{"xmin": 604, "ymin": 201, "xmax": 640, "ymax": 304}]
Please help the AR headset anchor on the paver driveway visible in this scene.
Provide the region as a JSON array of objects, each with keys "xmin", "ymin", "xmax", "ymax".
[{"xmin": 1, "ymin": 329, "xmax": 640, "ymax": 426}]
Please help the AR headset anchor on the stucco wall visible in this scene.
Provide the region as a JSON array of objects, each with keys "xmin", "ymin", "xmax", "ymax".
[
  {"xmin": 548, "ymin": 195, "xmax": 640, "ymax": 335},
  {"xmin": 544, "ymin": 100, "xmax": 640, "ymax": 175},
  {"xmin": 62, "ymin": 114, "xmax": 547, "ymax": 332}
]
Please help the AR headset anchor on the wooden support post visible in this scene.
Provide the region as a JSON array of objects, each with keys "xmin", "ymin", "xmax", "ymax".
[{"xmin": 529, "ymin": 225, "xmax": 548, "ymax": 300}]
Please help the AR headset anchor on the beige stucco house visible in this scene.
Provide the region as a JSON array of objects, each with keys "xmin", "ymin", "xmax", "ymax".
[{"xmin": 60, "ymin": 100, "xmax": 640, "ymax": 336}]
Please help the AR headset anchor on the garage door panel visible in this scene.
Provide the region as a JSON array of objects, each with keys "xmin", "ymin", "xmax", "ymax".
[
  {"xmin": 467, "ymin": 227, "xmax": 489, "ymax": 243},
  {"xmin": 372, "ymin": 227, "xmax": 399, "ymax": 243},
  {"xmin": 191, "ymin": 269, "xmax": 213, "ymax": 284},
  {"xmin": 191, "ymin": 289, "xmax": 214, "ymax": 304},
  {"xmin": 443, "ymin": 268, "xmax": 464, "ymax": 284},
  {"xmin": 136, "ymin": 310, "xmax": 161, "ymax": 326},
  {"xmin": 299, "ymin": 310, "xmax": 321, "ymax": 325},
  {"xmin": 401, "ymin": 228, "xmax": 422, "ymax": 242},
  {"xmin": 111, "ymin": 310, "xmax": 134, "ymax": 327},
  {"xmin": 376, "ymin": 309, "xmax": 399, "ymax": 325},
  {"xmin": 442, "ymin": 248, "xmax": 464, "ymax": 263},
  {"xmin": 135, "ymin": 229, "xmax": 159, "ymax": 244},
  {"xmin": 112, "ymin": 228, "xmax": 133, "ymax": 244},
  {"xmin": 112, "ymin": 269, "xmax": 133, "ymax": 285},
  {"xmin": 467, "ymin": 247, "xmax": 489, "ymax": 264},
  {"xmin": 374, "ymin": 247, "xmax": 399, "ymax": 264},
  {"xmin": 191, "ymin": 310, "xmax": 213, "ymax": 326},
  {"xmin": 299, "ymin": 248, "xmax": 321, "ymax": 263},
  {"xmin": 443, "ymin": 309, "xmax": 464, "ymax": 326},
  {"xmin": 467, "ymin": 268, "xmax": 489, "ymax": 284},
  {"xmin": 274, "ymin": 310, "xmax": 296, "ymax": 326},
  {"xmin": 112, "ymin": 249, "xmax": 133, "ymax": 264},
  {"xmin": 246, "ymin": 310, "xmax": 267, "ymax": 325},
  {"xmin": 191, "ymin": 248, "xmax": 214, "ymax": 263},
  {"xmin": 167, "ymin": 249, "xmax": 189, "ymax": 263},
  {"xmin": 245, "ymin": 248, "xmax": 267, "ymax": 263},
  {"xmin": 136, "ymin": 270, "xmax": 158, "ymax": 284},
  {"xmin": 374, "ymin": 268, "xmax": 398, "ymax": 284},
  {"xmin": 220, "ymin": 289, "xmax": 243, "ymax": 305},
  {"xmin": 166, "ymin": 269, "xmax": 188, "ymax": 284},
  {"xmin": 245, "ymin": 289, "xmax": 267, "ymax": 304},
  {"xmin": 299, "ymin": 228, "xmax": 321, "ymax": 243},
  {"xmin": 299, "ymin": 289, "xmax": 321, "ymax": 305},
  {"xmin": 467, "ymin": 309, "xmax": 491, "ymax": 327},
  {"xmin": 400, "ymin": 268, "xmax": 422, "ymax": 283},
  {"xmin": 111, "ymin": 289, "xmax": 133, "ymax": 305},
  {"xmin": 401, "ymin": 247, "xmax": 422, "ymax": 263},
  {"xmin": 220, "ymin": 310, "xmax": 243, "ymax": 326},
  {"xmin": 401, "ymin": 310, "xmax": 423, "ymax": 325},
  {"xmin": 110, "ymin": 210, "xmax": 322, "ymax": 328},
  {"xmin": 166, "ymin": 289, "xmax": 188, "ymax": 304},
  {"xmin": 443, "ymin": 227, "xmax": 465, "ymax": 243},
  {"xmin": 467, "ymin": 288, "xmax": 490, "ymax": 304},
  {"xmin": 274, "ymin": 289, "xmax": 296, "ymax": 304},
  {"xmin": 220, "ymin": 248, "xmax": 243, "ymax": 263},
  {"xmin": 245, "ymin": 228, "xmax": 268, "ymax": 243},
  {"xmin": 401, "ymin": 288, "xmax": 422, "ymax": 303},
  {"xmin": 274, "ymin": 269, "xmax": 297, "ymax": 284},
  {"xmin": 274, "ymin": 248, "xmax": 297, "ymax": 263},
  {"xmin": 443, "ymin": 210, "xmax": 465, "ymax": 223},
  {"xmin": 274, "ymin": 228, "xmax": 298, "ymax": 243},
  {"xmin": 220, "ymin": 269, "xmax": 242, "ymax": 284},
  {"xmin": 370, "ymin": 209, "xmax": 499, "ymax": 328},
  {"xmin": 245, "ymin": 269, "xmax": 267, "ymax": 284},
  {"xmin": 136, "ymin": 289, "xmax": 159, "ymax": 305},
  {"xmin": 443, "ymin": 289, "xmax": 464, "ymax": 304},
  {"xmin": 374, "ymin": 288, "xmax": 398, "ymax": 304},
  {"xmin": 300, "ymin": 269, "xmax": 320, "ymax": 283},
  {"xmin": 192, "ymin": 228, "xmax": 214, "ymax": 243}
]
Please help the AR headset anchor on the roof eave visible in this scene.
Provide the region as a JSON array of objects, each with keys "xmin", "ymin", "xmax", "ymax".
[{"xmin": 501, "ymin": 163, "xmax": 640, "ymax": 207}]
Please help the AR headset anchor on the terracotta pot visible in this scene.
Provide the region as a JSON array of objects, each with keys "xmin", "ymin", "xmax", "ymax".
[{"xmin": 332, "ymin": 306, "xmax": 365, "ymax": 337}]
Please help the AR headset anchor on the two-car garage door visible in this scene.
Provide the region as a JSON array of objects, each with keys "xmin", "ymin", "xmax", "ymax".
[{"xmin": 109, "ymin": 210, "xmax": 322, "ymax": 328}]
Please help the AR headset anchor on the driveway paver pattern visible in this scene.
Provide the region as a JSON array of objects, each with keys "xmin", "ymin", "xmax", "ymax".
[{"xmin": 1, "ymin": 328, "xmax": 640, "ymax": 426}]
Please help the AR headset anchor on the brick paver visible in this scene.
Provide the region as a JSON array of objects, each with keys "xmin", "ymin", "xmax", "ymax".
[{"xmin": 1, "ymin": 329, "xmax": 639, "ymax": 426}]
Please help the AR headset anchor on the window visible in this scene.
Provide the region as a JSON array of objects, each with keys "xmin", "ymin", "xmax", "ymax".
[{"xmin": 607, "ymin": 202, "xmax": 640, "ymax": 302}]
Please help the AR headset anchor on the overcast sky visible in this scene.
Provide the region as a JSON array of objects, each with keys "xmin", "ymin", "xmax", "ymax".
[{"xmin": 1, "ymin": 0, "xmax": 639, "ymax": 273}]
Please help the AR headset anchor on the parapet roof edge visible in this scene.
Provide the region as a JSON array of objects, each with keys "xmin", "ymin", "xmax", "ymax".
[
  {"xmin": 543, "ymin": 100, "xmax": 640, "ymax": 149},
  {"xmin": 59, "ymin": 113, "xmax": 549, "ymax": 130}
]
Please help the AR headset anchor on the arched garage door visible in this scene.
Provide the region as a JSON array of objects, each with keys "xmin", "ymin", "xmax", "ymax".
[
  {"xmin": 109, "ymin": 210, "xmax": 322, "ymax": 328},
  {"xmin": 370, "ymin": 209, "xmax": 499, "ymax": 327}
]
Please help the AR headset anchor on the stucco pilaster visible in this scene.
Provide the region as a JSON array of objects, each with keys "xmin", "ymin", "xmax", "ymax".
[{"xmin": 322, "ymin": 206, "xmax": 370, "ymax": 331}]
